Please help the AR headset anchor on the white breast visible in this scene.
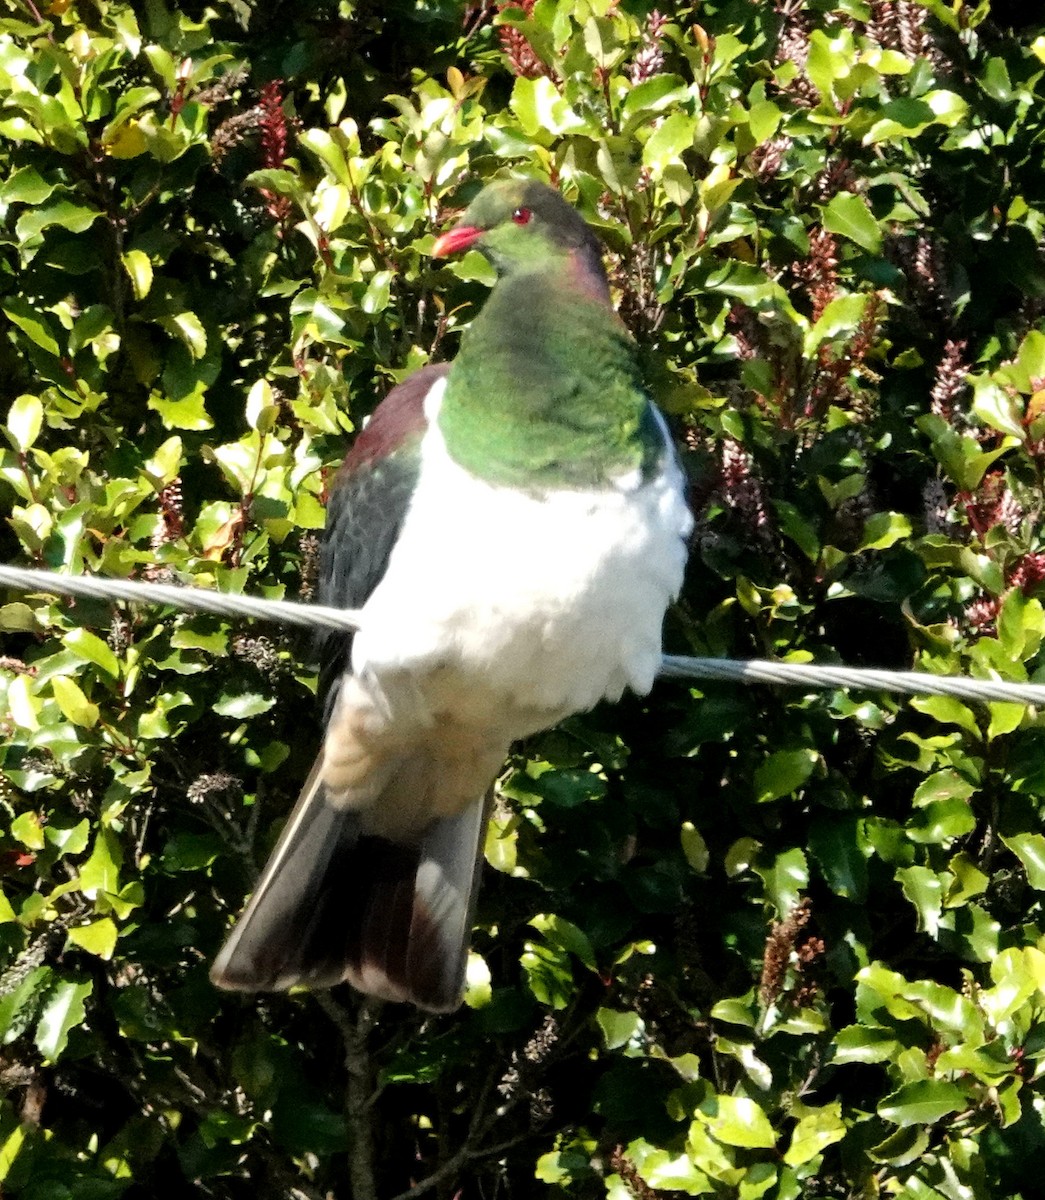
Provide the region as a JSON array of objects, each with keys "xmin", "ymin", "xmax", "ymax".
[{"xmin": 351, "ymin": 376, "xmax": 692, "ymax": 733}]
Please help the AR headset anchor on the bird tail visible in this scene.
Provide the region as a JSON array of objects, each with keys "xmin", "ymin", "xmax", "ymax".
[{"xmin": 210, "ymin": 760, "xmax": 489, "ymax": 1012}]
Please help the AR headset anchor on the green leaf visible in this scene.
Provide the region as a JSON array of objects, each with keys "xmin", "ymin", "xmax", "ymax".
[
  {"xmin": 50, "ymin": 675, "xmax": 100, "ymax": 728},
  {"xmin": 869, "ymin": 1125, "xmax": 930, "ymax": 1166},
  {"xmin": 898, "ymin": 865, "xmax": 944, "ymax": 935},
  {"xmin": 642, "ymin": 1143, "xmax": 716, "ymax": 1192},
  {"xmin": 987, "ymin": 700, "xmax": 1024, "ymax": 740},
  {"xmin": 0, "ymin": 966, "xmax": 52, "ymax": 1047},
  {"xmin": 945, "ymin": 852, "xmax": 989, "ymax": 906},
  {"xmin": 6, "ymin": 393, "xmax": 43, "ymax": 451},
  {"xmin": 712, "ymin": 994, "xmax": 757, "ymax": 1028},
  {"xmin": 362, "ymin": 269, "xmax": 393, "ymax": 315},
  {"xmin": 78, "ymin": 829, "xmax": 122, "ymax": 901},
  {"xmin": 621, "ymin": 75, "xmax": 689, "ymax": 127},
  {"xmin": 213, "ymin": 691, "xmax": 277, "ymax": 718},
  {"xmin": 858, "ymin": 511, "xmax": 912, "ymax": 551},
  {"xmin": 161, "ymin": 832, "xmax": 223, "ymax": 872},
  {"xmin": 695, "ymin": 1094, "xmax": 777, "ymax": 1149},
  {"xmin": 804, "ymin": 28, "xmax": 851, "ymax": 97},
  {"xmin": 1, "ymin": 165, "xmax": 59, "ymax": 205},
  {"xmin": 878, "ymin": 1079, "xmax": 968, "ymax": 1126},
  {"xmin": 16, "ymin": 199, "xmax": 100, "ymax": 241},
  {"xmin": 864, "ymin": 97, "xmax": 936, "ymax": 143},
  {"xmin": 198, "ymin": 1109, "xmax": 257, "ymax": 1148},
  {"xmin": 45, "ymin": 819, "xmax": 90, "ymax": 855},
  {"xmin": 137, "ymin": 689, "xmax": 193, "ymax": 738},
  {"xmin": 462, "ymin": 951, "xmax": 492, "ymax": 1009},
  {"xmin": 520, "ymin": 939, "xmax": 574, "ymax": 1010},
  {"xmin": 821, "ymin": 192, "xmax": 882, "ymax": 255},
  {"xmin": 510, "ymin": 75, "xmax": 586, "ymax": 138},
  {"xmin": 912, "ymin": 770, "xmax": 975, "ymax": 807},
  {"xmin": 1009, "ymin": 329, "xmax": 1045, "ymax": 392},
  {"xmin": 755, "ymin": 847, "xmax": 809, "ymax": 914},
  {"xmin": 64, "ymin": 628, "xmax": 119, "ymax": 678},
  {"xmin": 245, "ymin": 167, "xmax": 307, "ymax": 204},
  {"xmin": 642, "ymin": 112, "xmax": 697, "ymax": 170},
  {"xmin": 11, "ymin": 810, "xmax": 45, "ymax": 850},
  {"xmin": 754, "ymin": 748, "xmax": 818, "ymax": 802},
  {"xmin": 35, "ymin": 978, "xmax": 92, "ymax": 1062},
  {"xmin": 660, "ymin": 163, "xmax": 694, "ymax": 207},
  {"xmin": 909, "ymin": 694, "xmax": 980, "ymax": 739},
  {"xmin": 122, "ymin": 249, "xmax": 153, "ymax": 300},
  {"xmin": 980, "ymin": 56, "xmax": 1011, "ymax": 102},
  {"xmin": 833, "ymin": 1024, "xmax": 901, "ymax": 1064},
  {"xmin": 597, "ymin": 1008, "xmax": 642, "ymax": 1050},
  {"xmin": 907, "ymin": 796, "xmax": 975, "ymax": 844},
  {"xmin": 773, "ymin": 501, "xmax": 820, "ymax": 560},
  {"xmin": 484, "ymin": 812, "xmax": 517, "ymax": 874},
  {"xmin": 1002, "ymin": 833, "xmax": 1045, "ymax": 890},
  {"xmin": 918, "ymin": 414, "xmax": 1019, "ymax": 489},
  {"xmin": 145, "ymin": 434, "xmax": 185, "ymax": 483},
  {"xmin": 3, "ymin": 299, "xmax": 60, "ymax": 357},
  {"xmin": 245, "ymin": 378, "xmax": 276, "ymax": 432},
  {"xmin": 783, "ymin": 1102, "xmax": 846, "ymax": 1167},
  {"xmin": 300, "ymin": 127, "xmax": 352, "ymax": 184},
  {"xmin": 970, "ymin": 375, "xmax": 1024, "ymax": 439},
  {"xmin": 747, "ymin": 99, "xmax": 782, "ymax": 145},
  {"xmin": 0, "ymin": 603, "xmax": 38, "ymax": 634},
  {"xmin": 530, "ymin": 912, "xmax": 597, "ymax": 971},
  {"xmin": 148, "ymin": 390, "xmax": 213, "ymax": 430},
  {"xmin": 806, "ymin": 293, "xmax": 870, "ymax": 352},
  {"xmin": 980, "ymin": 947, "xmax": 1045, "ymax": 1023},
  {"xmin": 809, "ymin": 815, "xmax": 868, "ymax": 900},
  {"xmin": 67, "ymin": 918, "xmax": 118, "ymax": 959},
  {"xmin": 923, "ymin": 88, "xmax": 968, "ymax": 126},
  {"xmin": 681, "ymin": 821, "xmax": 709, "ymax": 873},
  {"xmin": 160, "ymin": 311, "xmax": 207, "ymax": 359},
  {"xmin": 535, "ymin": 1149, "xmax": 583, "ymax": 1185}
]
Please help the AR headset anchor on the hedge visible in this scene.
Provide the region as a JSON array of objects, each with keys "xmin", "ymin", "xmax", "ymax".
[{"xmin": 2, "ymin": 1, "xmax": 1045, "ymax": 1197}]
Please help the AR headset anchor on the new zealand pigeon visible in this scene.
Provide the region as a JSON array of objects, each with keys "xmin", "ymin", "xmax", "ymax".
[{"xmin": 210, "ymin": 179, "xmax": 693, "ymax": 1011}]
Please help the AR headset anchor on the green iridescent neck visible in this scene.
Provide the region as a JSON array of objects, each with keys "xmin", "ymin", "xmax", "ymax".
[{"xmin": 438, "ymin": 267, "xmax": 664, "ymax": 490}]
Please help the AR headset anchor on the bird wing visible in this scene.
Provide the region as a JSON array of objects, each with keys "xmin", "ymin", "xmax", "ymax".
[
  {"xmin": 315, "ymin": 362, "xmax": 448, "ymax": 711},
  {"xmin": 211, "ymin": 362, "xmax": 487, "ymax": 1010}
]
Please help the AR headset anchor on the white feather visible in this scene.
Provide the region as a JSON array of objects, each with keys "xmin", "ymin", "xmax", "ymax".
[{"xmin": 350, "ymin": 375, "xmax": 692, "ymax": 730}]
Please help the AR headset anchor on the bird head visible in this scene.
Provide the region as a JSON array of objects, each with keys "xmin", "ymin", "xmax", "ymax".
[{"xmin": 432, "ymin": 179, "xmax": 607, "ymax": 291}]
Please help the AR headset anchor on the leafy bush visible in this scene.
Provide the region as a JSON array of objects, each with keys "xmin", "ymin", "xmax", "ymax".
[{"xmin": 2, "ymin": 0, "xmax": 1045, "ymax": 1196}]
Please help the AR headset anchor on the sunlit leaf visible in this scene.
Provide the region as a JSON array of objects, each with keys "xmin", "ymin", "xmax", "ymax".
[
  {"xmin": 35, "ymin": 978, "xmax": 92, "ymax": 1061},
  {"xmin": 879, "ymin": 1079, "xmax": 968, "ymax": 1127}
]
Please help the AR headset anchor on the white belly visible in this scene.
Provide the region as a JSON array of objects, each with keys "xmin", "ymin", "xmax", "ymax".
[{"xmin": 351, "ymin": 377, "xmax": 692, "ymax": 734}]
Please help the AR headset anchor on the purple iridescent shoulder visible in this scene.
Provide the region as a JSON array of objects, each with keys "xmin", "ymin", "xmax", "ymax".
[{"xmin": 339, "ymin": 362, "xmax": 450, "ymax": 475}]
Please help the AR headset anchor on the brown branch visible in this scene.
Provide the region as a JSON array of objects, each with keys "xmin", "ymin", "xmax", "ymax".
[
  {"xmin": 387, "ymin": 1066, "xmax": 506, "ymax": 1200},
  {"xmin": 0, "ymin": 656, "xmax": 37, "ymax": 676},
  {"xmin": 314, "ymin": 991, "xmax": 379, "ymax": 1200},
  {"xmin": 390, "ymin": 1002, "xmax": 593, "ymax": 1200},
  {"xmin": 388, "ymin": 1130, "xmax": 532, "ymax": 1200}
]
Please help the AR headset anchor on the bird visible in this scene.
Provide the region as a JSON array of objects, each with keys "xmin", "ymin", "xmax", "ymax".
[{"xmin": 210, "ymin": 178, "xmax": 693, "ymax": 1011}]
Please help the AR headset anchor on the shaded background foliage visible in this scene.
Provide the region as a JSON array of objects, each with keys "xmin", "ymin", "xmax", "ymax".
[{"xmin": 2, "ymin": 0, "xmax": 1045, "ymax": 1196}]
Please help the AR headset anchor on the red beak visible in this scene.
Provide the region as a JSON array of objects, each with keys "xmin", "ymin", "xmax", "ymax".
[{"xmin": 431, "ymin": 224, "xmax": 483, "ymax": 258}]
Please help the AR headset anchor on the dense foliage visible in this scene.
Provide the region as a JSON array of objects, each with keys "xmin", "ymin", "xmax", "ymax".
[{"xmin": 3, "ymin": 0, "xmax": 1045, "ymax": 1196}]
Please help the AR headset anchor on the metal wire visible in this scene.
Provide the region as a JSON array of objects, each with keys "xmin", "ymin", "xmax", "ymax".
[
  {"xmin": 2, "ymin": 563, "xmax": 1043, "ymax": 707},
  {"xmin": 659, "ymin": 656, "xmax": 1045, "ymax": 706},
  {"xmin": 0, "ymin": 564, "xmax": 360, "ymax": 633}
]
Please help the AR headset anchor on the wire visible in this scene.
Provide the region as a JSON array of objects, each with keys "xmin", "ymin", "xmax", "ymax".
[
  {"xmin": 659, "ymin": 656, "xmax": 1045, "ymax": 706},
  {"xmin": 0, "ymin": 564, "xmax": 360, "ymax": 633},
  {"xmin": 2, "ymin": 563, "xmax": 1042, "ymax": 707}
]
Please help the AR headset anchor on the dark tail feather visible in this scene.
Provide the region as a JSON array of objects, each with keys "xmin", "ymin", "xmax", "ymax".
[{"xmin": 210, "ymin": 765, "xmax": 489, "ymax": 1012}]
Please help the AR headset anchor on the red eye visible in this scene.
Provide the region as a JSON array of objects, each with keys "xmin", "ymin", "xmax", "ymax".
[{"xmin": 512, "ymin": 207, "xmax": 532, "ymax": 225}]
